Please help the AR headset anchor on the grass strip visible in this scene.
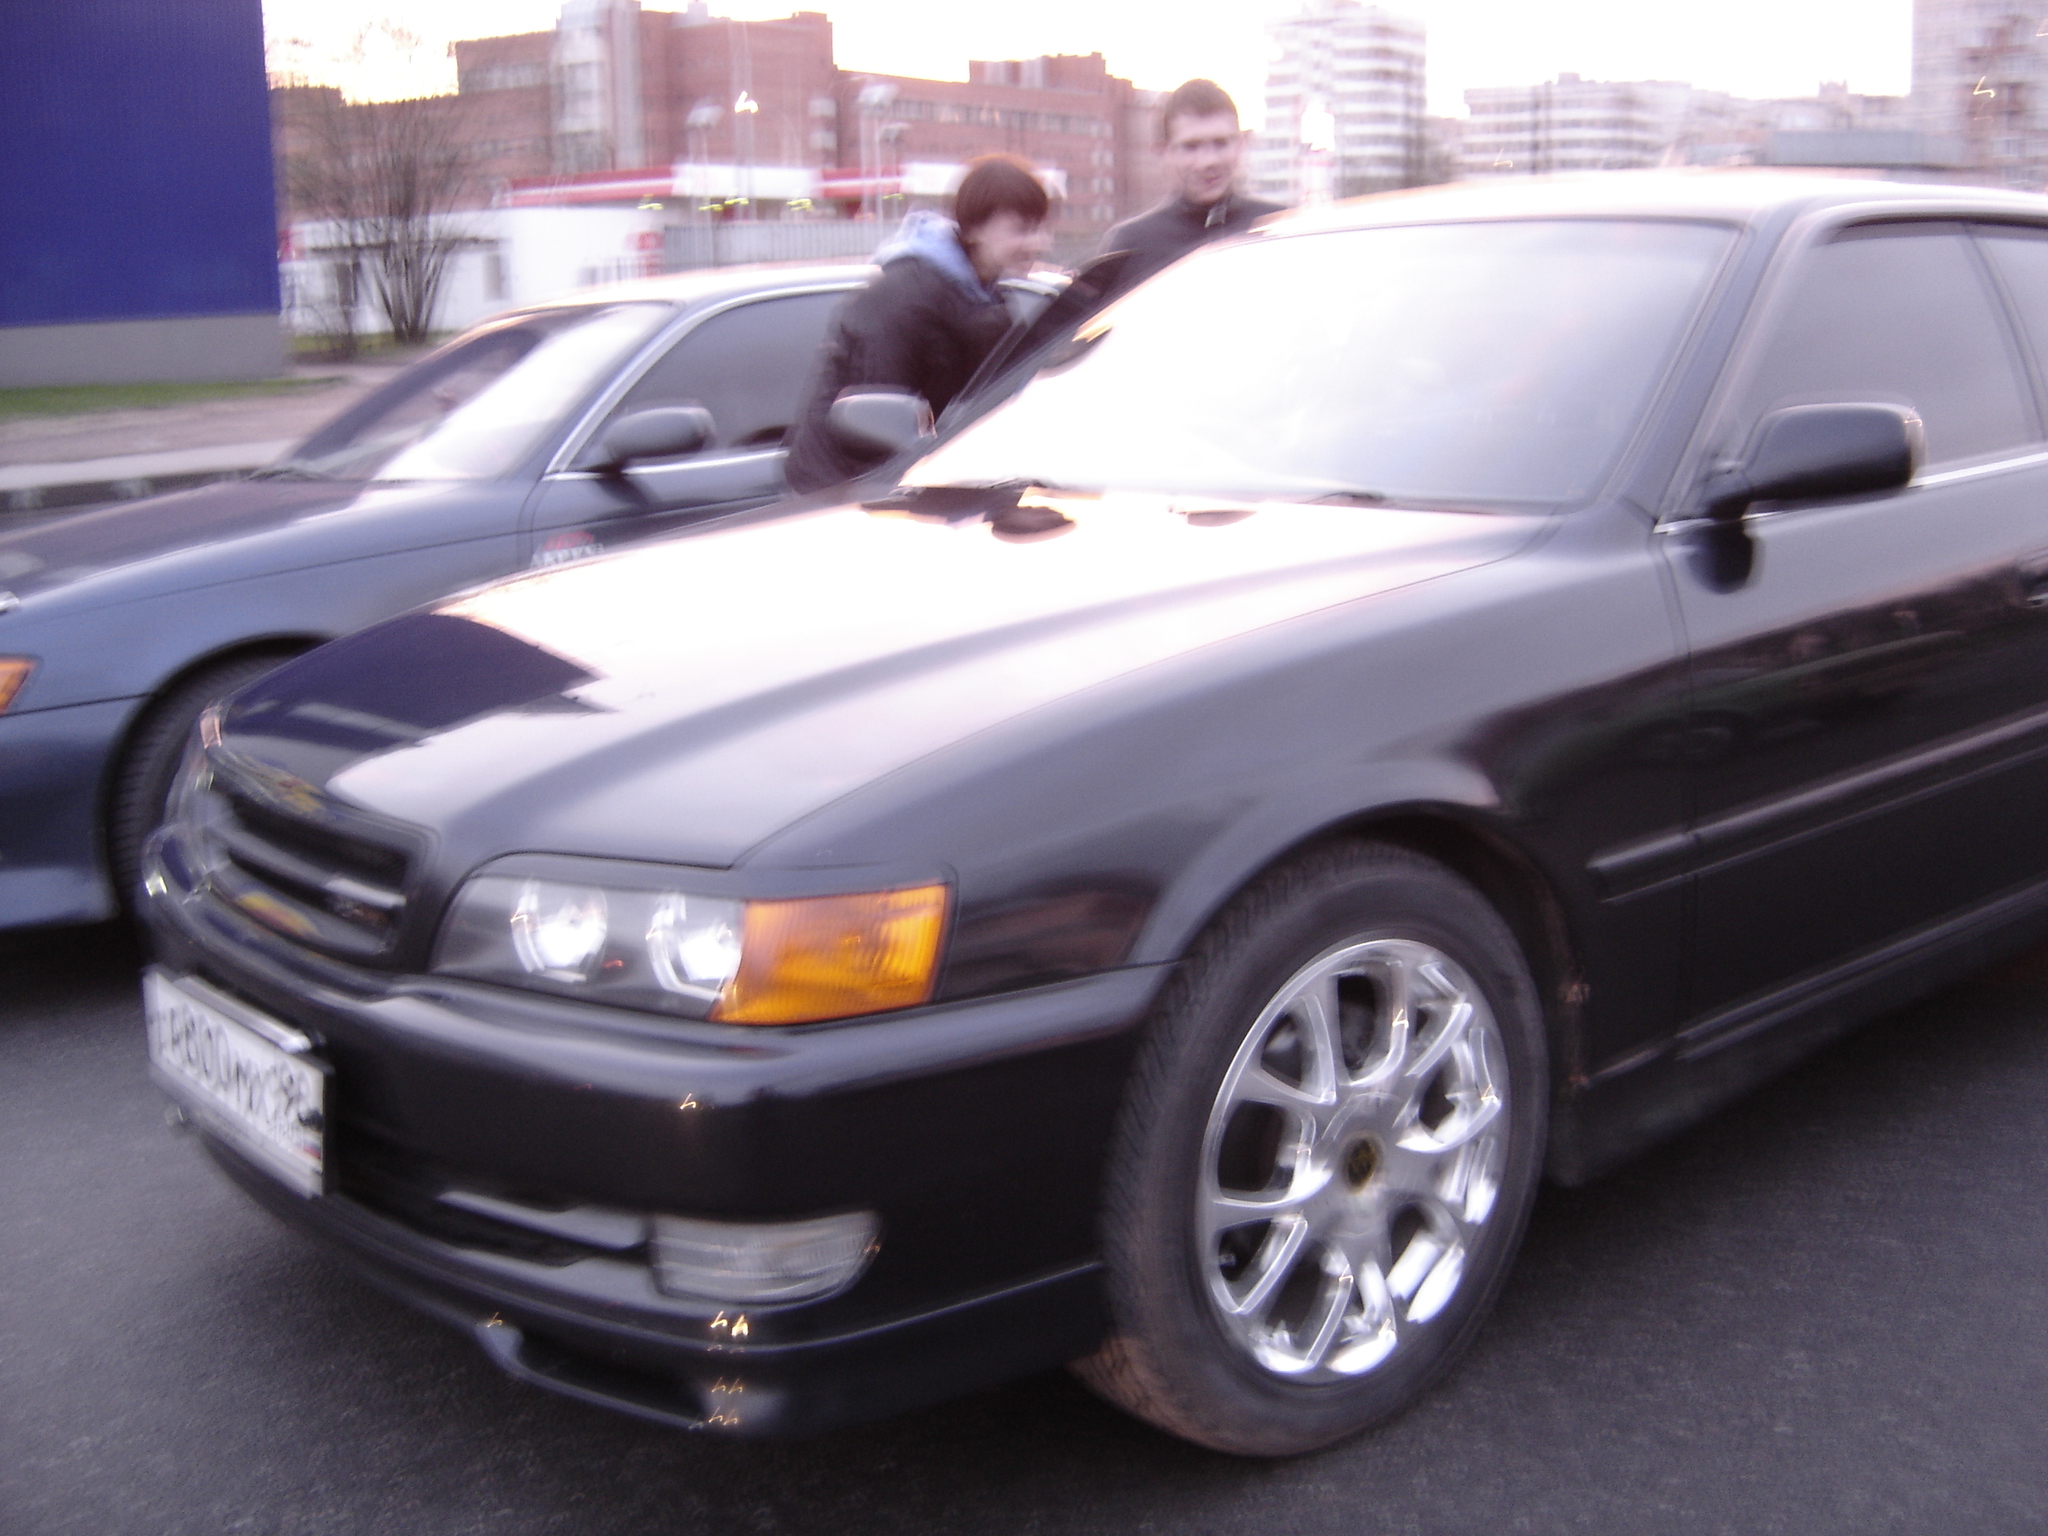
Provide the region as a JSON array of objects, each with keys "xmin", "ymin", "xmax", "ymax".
[{"xmin": 0, "ymin": 377, "xmax": 346, "ymax": 422}]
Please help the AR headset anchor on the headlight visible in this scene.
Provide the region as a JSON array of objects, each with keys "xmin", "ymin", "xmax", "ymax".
[
  {"xmin": 510, "ymin": 882, "xmax": 610, "ymax": 981},
  {"xmin": 434, "ymin": 864, "xmax": 948, "ymax": 1025}
]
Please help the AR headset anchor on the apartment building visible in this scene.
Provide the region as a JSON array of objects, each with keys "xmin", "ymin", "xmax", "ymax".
[
  {"xmin": 1251, "ymin": 1, "xmax": 1427, "ymax": 203},
  {"xmin": 1913, "ymin": 0, "xmax": 2048, "ymax": 188},
  {"xmin": 1460, "ymin": 75, "xmax": 1726, "ymax": 176}
]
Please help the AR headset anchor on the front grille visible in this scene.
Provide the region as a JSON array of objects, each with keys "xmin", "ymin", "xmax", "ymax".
[{"xmin": 190, "ymin": 749, "xmax": 420, "ymax": 961}]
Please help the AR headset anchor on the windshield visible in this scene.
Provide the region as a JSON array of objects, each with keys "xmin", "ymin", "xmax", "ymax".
[
  {"xmin": 278, "ymin": 303, "xmax": 673, "ymax": 482},
  {"xmin": 910, "ymin": 219, "xmax": 1735, "ymax": 509}
]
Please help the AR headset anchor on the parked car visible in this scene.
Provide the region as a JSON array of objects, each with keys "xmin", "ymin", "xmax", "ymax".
[
  {"xmin": 0, "ymin": 261, "xmax": 941, "ymax": 932},
  {"xmin": 141, "ymin": 174, "xmax": 2048, "ymax": 1455}
]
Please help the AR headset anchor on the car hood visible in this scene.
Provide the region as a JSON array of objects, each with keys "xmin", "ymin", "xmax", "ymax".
[
  {"xmin": 0, "ymin": 477, "xmax": 457, "ymax": 607},
  {"xmin": 224, "ymin": 492, "xmax": 1540, "ymax": 870}
]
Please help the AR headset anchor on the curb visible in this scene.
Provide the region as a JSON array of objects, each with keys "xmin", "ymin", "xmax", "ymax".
[
  {"xmin": 2, "ymin": 467, "xmax": 252, "ymax": 517},
  {"xmin": 0, "ymin": 439, "xmax": 295, "ymax": 522}
]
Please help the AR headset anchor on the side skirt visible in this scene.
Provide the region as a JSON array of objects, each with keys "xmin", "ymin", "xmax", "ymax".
[{"xmin": 1546, "ymin": 874, "xmax": 2048, "ymax": 1185}]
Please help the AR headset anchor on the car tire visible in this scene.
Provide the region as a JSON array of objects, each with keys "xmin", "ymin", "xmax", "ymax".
[
  {"xmin": 1075, "ymin": 840, "xmax": 1548, "ymax": 1456},
  {"xmin": 107, "ymin": 650, "xmax": 298, "ymax": 907}
]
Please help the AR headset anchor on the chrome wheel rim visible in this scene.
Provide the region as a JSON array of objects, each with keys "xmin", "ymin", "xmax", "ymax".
[{"xmin": 1198, "ymin": 938, "xmax": 1508, "ymax": 1381}]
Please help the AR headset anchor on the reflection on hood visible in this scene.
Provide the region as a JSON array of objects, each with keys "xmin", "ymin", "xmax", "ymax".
[
  {"xmin": 226, "ymin": 612, "xmax": 599, "ymax": 755},
  {"xmin": 225, "ymin": 495, "xmax": 1536, "ymax": 867},
  {"xmin": 875, "ymin": 210, "xmax": 992, "ymax": 301}
]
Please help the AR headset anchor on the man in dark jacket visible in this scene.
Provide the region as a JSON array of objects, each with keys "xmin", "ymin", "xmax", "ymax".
[
  {"xmin": 1099, "ymin": 79, "xmax": 1284, "ymax": 293},
  {"xmin": 784, "ymin": 155, "xmax": 1051, "ymax": 494}
]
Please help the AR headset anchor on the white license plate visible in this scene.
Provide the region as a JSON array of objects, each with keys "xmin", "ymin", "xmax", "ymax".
[{"xmin": 145, "ymin": 968, "xmax": 327, "ymax": 1197}]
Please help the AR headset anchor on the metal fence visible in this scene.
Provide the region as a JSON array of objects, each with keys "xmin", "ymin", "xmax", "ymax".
[{"xmin": 663, "ymin": 221, "xmax": 881, "ymax": 271}]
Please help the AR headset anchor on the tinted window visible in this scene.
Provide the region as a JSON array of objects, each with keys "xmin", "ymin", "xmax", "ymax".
[
  {"xmin": 1973, "ymin": 225, "xmax": 2048, "ymax": 401},
  {"xmin": 911, "ymin": 220, "xmax": 1734, "ymax": 509},
  {"xmin": 602, "ymin": 291, "xmax": 844, "ymax": 454},
  {"xmin": 1733, "ymin": 225, "xmax": 2036, "ymax": 466}
]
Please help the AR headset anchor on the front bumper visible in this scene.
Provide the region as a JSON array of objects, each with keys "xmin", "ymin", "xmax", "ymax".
[
  {"xmin": 144, "ymin": 844, "xmax": 1166, "ymax": 1435},
  {"xmin": 0, "ymin": 697, "xmax": 138, "ymax": 929}
]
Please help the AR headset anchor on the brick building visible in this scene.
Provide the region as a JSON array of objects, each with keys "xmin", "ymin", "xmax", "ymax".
[
  {"xmin": 280, "ymin": 1, "xmax": 1172, "ymax": 242},
  {"xmin": 833, "ymin": 54, "xmax": 1165, "ymax": 233}
]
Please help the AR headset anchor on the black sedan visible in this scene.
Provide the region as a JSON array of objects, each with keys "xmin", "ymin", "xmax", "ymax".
[
  {"xmin": 141, "ymin": 173, "xmax": 2048, "ymax": 1455},
  {"xmin": 0, "ymin": 263, "xmax": 875, "ymax": 931}
]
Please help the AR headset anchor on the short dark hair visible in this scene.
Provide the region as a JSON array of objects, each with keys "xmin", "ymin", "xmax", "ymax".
[
  {"xmin": 952, "ymin": 153, "xmax": 1051, "ymax": 233},
  {"xmin": 1160, "ymin": 78, "xmax": 1239, "ymax": 144}
]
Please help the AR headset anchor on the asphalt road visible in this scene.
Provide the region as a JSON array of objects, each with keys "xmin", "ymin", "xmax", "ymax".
[{"xmin": 6, "ymin": 922, "xmax": 2048, "ymax": 1536}]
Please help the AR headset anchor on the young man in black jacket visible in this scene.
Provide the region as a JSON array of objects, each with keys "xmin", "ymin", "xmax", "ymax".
[
  {"xmin": 1099, "ymin": 79, "xmax": 1284, "ymax": 294},
  {"xmin": 784, "ymin": 155, "xmax": 1051, "ymax": 494}
]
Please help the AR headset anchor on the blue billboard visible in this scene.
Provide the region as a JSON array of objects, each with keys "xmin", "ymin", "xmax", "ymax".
[{"xmin": 0, "ymin": 0, "xmax": 280, "ymax": 379}]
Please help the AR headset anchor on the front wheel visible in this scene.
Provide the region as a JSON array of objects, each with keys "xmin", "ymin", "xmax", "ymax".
[
  {"xmin": 107, "ymin": 650, "xmax": 298, "ymax": 907},
  {"xmin": 1076, "ymin": 842, "xmax": 1548, "ymax": 1455}
]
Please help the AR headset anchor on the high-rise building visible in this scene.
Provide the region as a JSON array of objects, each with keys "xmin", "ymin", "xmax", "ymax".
[
  {"xmin": 1251, "ymin": 1, "xmax": 1427, "ymax": 203},
  {"xmin": 1913, "ymin": 0, "xmax": 2048, "ymax": 187},
  {"xmin": 1460, "ymin": 76, "xmax": 1725, "ymax": 177}
]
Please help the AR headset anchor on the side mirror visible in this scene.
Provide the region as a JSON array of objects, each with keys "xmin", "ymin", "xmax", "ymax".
[
  {"xmin": 1705, "ymin": 403, "xmax": 1921, "ymax": 520},
  {"xmin": 829, "ymin": 390, "xmax": 933, "ymax": 456},
  {"xmin": 1064, "ymin": 248, "xmax": 1136, "ymax": 306},
  {"xmin": 599, "ymin": 406, "xmax": 714, "ymax": 470}
]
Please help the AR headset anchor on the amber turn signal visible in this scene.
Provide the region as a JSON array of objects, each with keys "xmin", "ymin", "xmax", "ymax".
[
  {"xmin": 714, "ymin": 884, "xmax": 950, "ymax": 1025},
  {"xmin": 0, "ymin": 658, "xmax": 33, "ymax": 714}
]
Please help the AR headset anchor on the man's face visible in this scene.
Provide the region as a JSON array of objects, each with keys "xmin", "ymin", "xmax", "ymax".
[
  {"xmin": 1163, "ymin": 111, "xmax": 1245, "ymax": 208},
  {"xmin": 963, "ymin": 209, "xmax": 1053, "ymax": 282}
]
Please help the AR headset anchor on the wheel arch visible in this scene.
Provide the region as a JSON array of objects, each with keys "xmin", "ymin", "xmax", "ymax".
[
  {"xmin": 96, "ymin": 634, "xmax": 326, "ymax": 871},
  {"xmin": 1155, "ymin": 803, "xmax": 1591, "ymax": 1093},
  {"xmin": 1327, "ymin": 810, "xmax": 1584, "ymax": 1062}
]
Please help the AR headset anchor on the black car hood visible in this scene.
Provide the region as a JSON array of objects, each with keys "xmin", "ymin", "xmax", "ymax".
[
  {"xmin": 0, "ymin": 476, "xmax": 436, "ymax": 604},
  {"xmin": 225, "ymin": 493, "xmax": 1539, "ymax": 869}
]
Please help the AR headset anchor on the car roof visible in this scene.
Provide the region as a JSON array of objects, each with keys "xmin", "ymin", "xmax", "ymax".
[
  {"xmin": 1269, "ymin": 169, "xmax": 2048, "ymax": 238},
  {"xmin": 521, "ymin": 260, "xmax": 874, "ymax": 317},
  {"xmin": 503, "ymin": 258, "xmax": 1066, "ymax": 329}
]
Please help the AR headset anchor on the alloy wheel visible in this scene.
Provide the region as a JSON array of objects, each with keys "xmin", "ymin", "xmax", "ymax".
[{"xmin": 1198, "ymin": 938, "xmax": 1509, "ymax": 1381}]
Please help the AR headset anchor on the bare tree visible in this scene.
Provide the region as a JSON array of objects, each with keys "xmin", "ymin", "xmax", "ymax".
[{"xmin": 277, "ymin": 26, "xmax": 480, "ymax": 347}]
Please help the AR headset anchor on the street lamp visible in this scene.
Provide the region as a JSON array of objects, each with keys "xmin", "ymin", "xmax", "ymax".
[
  {"xmin": 733, "ymin": 91, "xmax": 760, "ymax": 220},
  {"xmin": 685, "ymin": 99, "xmax": 723, "ymax": 220},
  {"xmin": 856, "ymin": 79, "xmax": 898, "ymax": 222}
]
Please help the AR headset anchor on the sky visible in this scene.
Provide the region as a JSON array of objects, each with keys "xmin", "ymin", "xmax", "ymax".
[{"xmin": 261, "ymin": 0, "xmax": 1914, "ymax": 123}]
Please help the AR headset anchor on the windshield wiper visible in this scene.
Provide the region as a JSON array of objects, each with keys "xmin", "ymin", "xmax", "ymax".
[
  {"xmin": 919, "ymin": 477, "xmax": 1093, "ymax": 494},
  {"xmin": 867, "ymin": 479, "xmax": 1098, "ymax": 521},
  {"xmin": 245, "ymin": 462, "xmax": 338, "ymax": 482},
  {"xmin": 1303, "ymin": 489, "xmax": 1504, "ymax": 514}
]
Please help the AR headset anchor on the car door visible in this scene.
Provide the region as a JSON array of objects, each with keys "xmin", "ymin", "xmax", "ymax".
[
  {"xmin": 522, "ymin": 286, "xmax": 850, "ymax": 567},
  {"xmin": 1662, "ymin": 219, "xmax": 2048, "ymax": 1031}
]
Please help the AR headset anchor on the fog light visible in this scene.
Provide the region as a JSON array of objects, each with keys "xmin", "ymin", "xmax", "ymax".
[{"xmin": 650, "ymin": 1210, "xmax": 880, "ymax": 1304}]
